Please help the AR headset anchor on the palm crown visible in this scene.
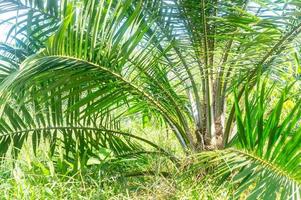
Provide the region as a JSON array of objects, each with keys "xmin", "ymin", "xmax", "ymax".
[{"xmin": 0, "ymin": 0, "xmax": 300, "ymax": 198}]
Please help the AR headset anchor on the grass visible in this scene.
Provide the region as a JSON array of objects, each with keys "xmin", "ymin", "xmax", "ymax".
[
  {"xmin": 0, "ymin": 146, "xmax": 233, "ymax": 200},
  {"xmin": 0, "ymin": 122, "xmax": 234, "ymax": 199}
]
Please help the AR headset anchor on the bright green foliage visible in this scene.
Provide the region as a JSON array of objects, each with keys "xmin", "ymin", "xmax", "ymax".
[
  {"xmin": 232, "ymin": 81, "xmax": 301, "ymax": 198},
  {"xmin": 0, "ymin": 153, "xmax": 232, "ymax": 199},
  {"xmin": 0, "ymin": 0, "xmax": 301, "ymax": 199},
  {"xmin": 186, "ymin": 80, "xmax": 301, "ymax": 199}
]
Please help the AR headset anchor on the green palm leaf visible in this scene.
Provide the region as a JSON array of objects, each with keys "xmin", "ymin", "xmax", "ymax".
[{"xmin": 186, "ymin": 80, "xmax": 301, "ymax": 199}]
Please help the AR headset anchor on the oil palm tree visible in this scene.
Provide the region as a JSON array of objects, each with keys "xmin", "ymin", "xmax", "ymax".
[{"xmin": 0, "ymin": 0, "xmax": 300, "ymax": 198}]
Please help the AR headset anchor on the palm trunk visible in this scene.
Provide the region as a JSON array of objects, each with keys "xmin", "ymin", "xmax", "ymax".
[{"xmin": 201, "ymin": 0, "xmax": 216, "ymax": 149}]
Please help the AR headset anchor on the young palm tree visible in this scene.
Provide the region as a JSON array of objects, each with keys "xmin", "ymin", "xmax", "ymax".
[{"xmin": 0, "ymin": 0, "xmax": 300, "ymax": 198}]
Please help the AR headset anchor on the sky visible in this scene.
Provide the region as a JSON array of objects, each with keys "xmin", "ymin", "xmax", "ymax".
[{"xmin": 0, "ymin": 11, "xmax": 17, "ymax": 43}]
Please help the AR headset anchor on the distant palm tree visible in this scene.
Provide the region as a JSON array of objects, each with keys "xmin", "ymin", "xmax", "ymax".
[{"xmin": 0, "ymin": 0, "xmax": 300, "ymax": 198}]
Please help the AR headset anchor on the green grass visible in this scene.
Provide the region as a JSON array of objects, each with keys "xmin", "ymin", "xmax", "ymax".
[{"xmin": 0, "ymin": 148, "xmax": 232, "ymax": 200}]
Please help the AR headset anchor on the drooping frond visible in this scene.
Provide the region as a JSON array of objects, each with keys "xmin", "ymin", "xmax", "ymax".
[
  {"xmin": 0, "ymin": 0, "xmax": 195, "ymax": 159},
  {"xmin": 0, "ymin": 83, "xmax": 172, "ymax": 162},
  {"xmin": 189, "ymin": 148, "xmax": 301, "ymax": 199},
  {"xmin": 185, "ymin": 81, "xmax": 301, "ymax": 198}
]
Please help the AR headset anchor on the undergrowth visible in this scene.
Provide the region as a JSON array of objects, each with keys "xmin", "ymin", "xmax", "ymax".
[{"xmin": 0, "ymin": 148, "xmax": 231, "ymax": 200}]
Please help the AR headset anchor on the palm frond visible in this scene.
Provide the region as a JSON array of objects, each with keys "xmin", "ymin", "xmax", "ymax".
[{"xmin": 186, "ymin": 80, "xmax": 301, "ymax": 198}]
